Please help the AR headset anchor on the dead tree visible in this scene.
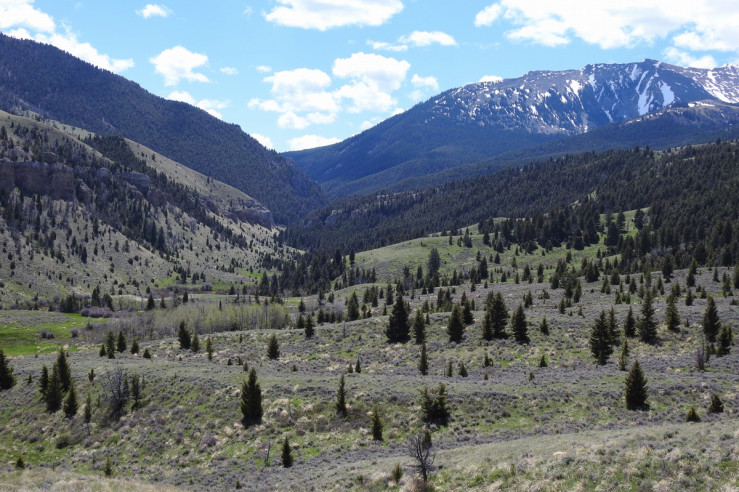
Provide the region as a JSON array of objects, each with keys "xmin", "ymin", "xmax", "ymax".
[{"xmin": 407, "ymin": 430, "xmax": 435, "ymax": 484}]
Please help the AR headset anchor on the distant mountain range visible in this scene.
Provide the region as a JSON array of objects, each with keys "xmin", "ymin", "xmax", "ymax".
[
  {"xmin": 0, "ymin": 33, "xmax": 323, "ymax": 224},
  {"xmin": 287, "ymin": 59, "xmax": 739, "ymax": 197}
]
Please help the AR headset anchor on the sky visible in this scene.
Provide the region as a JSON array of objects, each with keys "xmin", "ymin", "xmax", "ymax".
[{"xmin": 1, "ymin": 1, "xmax": 738, "ymax": 152}]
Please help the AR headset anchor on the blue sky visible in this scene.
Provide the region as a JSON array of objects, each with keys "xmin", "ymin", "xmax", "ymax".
[{"xmin": 2, "ymin": 1, "xmax": 738, "ymax": 151}]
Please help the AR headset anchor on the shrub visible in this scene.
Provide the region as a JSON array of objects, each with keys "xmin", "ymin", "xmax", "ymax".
[{"xmin": 686, "ymin": 407, "xmax": 701, "ymax": 422}]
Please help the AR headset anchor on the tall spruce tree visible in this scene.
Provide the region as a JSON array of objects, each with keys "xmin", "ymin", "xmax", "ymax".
[
  {"xmin": 386, "ymin": 294, "xmax": 410, "ymax": 343},
  {"xmin": 412, "ymin": 309, "xmax": 426, "ymax": 344},
  {"xmin": 45, "ymin": 364, "xmax": 63, "ymax": 412},
  {"xmin": 63, "ymin": 381, "xmax": 78, "ymax": 418},
  {"xmin": 116, "ymin": 331, "xmax": 127, "ymax": 353},
  {"xmin": 511, "ymin": 304, "xmax": 529, "ymax": 344},
  {"xmin": 281, "ymin": 437, "xmax": 293, "ymax": 468},
  {"xmin": 105, "ymin": 331, "xmax": 116, "ymax": 358},
  {"xmin": 0, "ymin": 349, "xmax": 15, "ymax": 390},
  {"xmin": 637, "ymin": 290, "xmax": 657, "ymax": 343},
  {"xmin": 267, "ymin": 334, "xmax": 280, "ymax": 360},
  {"xmin": 177, "ymin": 321, "xmax": 191, "ymax": 350},
  {"xmin": 56, "ymin": 349, "xmax": 72, "ymax": 392},
  {"xmin": 447, "ymin": 304, "xmax": 465, "ymax": 343},
  {"xmin": 589, "ymin": 311, "xmax": 613, "ymax": 365},
  {"xmin": 664, "ymin": 295, "xmax": 680, "ymax": 332},
  {"xmin": 702, "ymin": 296, "xmax": 720, "ymax": 342},
  {"xmin": 240, "ymin": 368, "xmax": 262, "ymax": 426},
  {"xmin": 487, "ymin": 292, "xmax": 509, "ymax": 339},
  {"xmin": 624, "ymin": 306, "xmax": 636, "ymax": 338},
  {"xmin": 38, "ymin": 365, "xmax": 49, "ymax": 397},
  {"xmin": 371, "ymin": 405, "xmax": 383, "ymax": 441},
  {"xmin": 336, "ymin": 374, "xmax": 347, "ymax": 417},
  {"xmin": 624, "ymin": 360, "xmax": 649, "ymax": 410},
  {"xmin": 418, "ymin": 342, "xmax": 429, "ymax": 376}
]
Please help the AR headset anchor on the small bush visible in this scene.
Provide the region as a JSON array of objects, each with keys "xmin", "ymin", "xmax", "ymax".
[{"xmin": 685, "ymin": 407, "xmax": 701, "ymax": 422}]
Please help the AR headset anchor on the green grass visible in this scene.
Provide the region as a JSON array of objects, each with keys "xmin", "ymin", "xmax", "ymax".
[{"xmin": 0, "ymin": 312, "xmax": 107, "ymax": 356}]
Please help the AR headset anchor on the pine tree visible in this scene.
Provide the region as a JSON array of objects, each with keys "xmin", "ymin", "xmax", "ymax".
[
  {"xmin": 56, "ymin": 349, "xmax": 72, "ymax": 392},
  {"xmin": 481, "ymin": 309, "xmax": 494, "ymax": 341},
  {"xmin": 664, "ymin": 295, "xmax": 680, "ymax": 332},
  {"xmin": 624, "ymin": 360, "xmax": 649, "ymax": 410},
  {"xmin": 487, "ymin": 292, "xmax": 509, "ymax": 339},
  {"xmin": 84, "ymin": 392, "xmax": 92, "ymax": 424},
  {"xmin": 539, "ymin": 316, "xmax": 549, "ymax": 335},
  {"xmin": 370, "ymin": 405, "xmax": 383, "ymax": 441},
  {"xmin": 637, "ymin": 290, "xmax": 657, "ymax": 343},
  {"xmin": 177, "ymin": 321, "xmax": 191, "ymax": 350},
  {"xmin": 420, "ymin": 383, "xmax": 450, "ymax": 426},
  {"xmin": 281, "ymin": 436, "xmax": 293, "ymax": 468},
  {"xmin": 511, "ymin": 304, "xmax": 529, "ymax": 344},
  {"xmin": 538, "ymin": 354, "xmax": 548, "ymax": 367},
  {"xmin": 45, "ymin": 364, "xmax": 63, "ymax": 412},
  {"xmin": 346, "ymin": 292, "xmax": 360, "ymax": 321},
  {"xmin": 63, "ymin": 381, "xmax": 78, "ymax": 418},
  {"xmin": 336, "ymin": 374, "xmax": 347, "ymax": 417},
  {"xmin": 708, "ymin": 394, "xmax": 724, "ymax": 413},
  {"xmin": 99, "ymin": 344, "xmax": 106, "ymax": 357},
  {"xmin": 685, "ymin": 407, "xmax": 700, "ymax": 422},
  {"xmin": 143, "ymin": 348, "xmax": 152, "ymax": 359},
  {"xmin": 447, "ymin": 304, "xmax": 465, "ymax": 343},
  {"xmin": 146, "ymin": 294, "xmax": 155, "ymax": 310},
  {"xmin": 103, "ymin": 457, "xmax": 113, "ymax": 477},
  {"xmin": 267, "ymin": 334, "xmax": 280, "ymax": 360},
  {"xmin": 0, "ymin": 349, "xmax": 15, "ymax": 390},
  {"xmin": 191, "ymin": 332, "xmax": 200, "ymax": 353},
  {"xmin": 618, "ymin": 339, "xmax": 629, "ymax": 371},
  {"xmin": 206, "ymin": 337, "xmax": 214, "ymax": 360},
  {"xmin": 385, "ymin": 294, "xmax": 410, "ymax": 343},
  {"xmin": 624, "ymin": 306, "xmax": 636, "ymax": 338},
  {"xmin": 716, "ymin": 324, "xmax": 733, "ymax": 356},
  {"xmin": 458, "ymin": 361, "xmax": 468, "ymax": 377},
  {"xmin": 240, "ymin": 368, "xmax": 262, "ymax": 426},
  {"xmin": 589, "ymin": 311, "xmax": 613, "ymax": 365},
  {"xmin": 354, "ymin": 358, "xmax": 361, "ymax": 373},
  {"xmin": 116, "ymin": 331, "xmax": 127, "ymax": 353},
  {"xmin": 304, "ymin": 316, "xmax": 314, "ymax": 339},
  {"xmin": 39, "ymin": 365, "xmax": 49, "ymax": 397},
  {"xmin": 702, "ymin": 296, "xmax": 720, "ymax": 342},
  {"xmin": 105, "ymin": 331, "xmax": 116, "ymax": 358},
  {"xmin": 130, "ymin": 338, "xmax": 139, "ymax": 355},
  {"xmin": 418, "ymin": 342, "xmax": 428, "ymax": 376},
  {"xmin": 412, "ymin": 309, "xmax": 426, "ymax": 344},
  {"xmin": 607, "ymin": 307, "xmax": 619, "ymax": 345}
]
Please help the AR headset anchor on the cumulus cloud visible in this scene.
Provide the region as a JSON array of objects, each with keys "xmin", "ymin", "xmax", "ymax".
[
  {"xmin": 251, "ymin": 133, "xmax": 274, "ymax": 149},
  {"xmin": 473, "ymin": 0, "xmax": 739, "ymax": 63},
  {"xmin": 167, "ymin": 90, "xmax": 228, "ymax": 119},
  {"xmin": 1, "ymin": 0, "xmax": 133, "ymax": 73},
  {"xmin": 288, "ymin": 134, "xmax": 340, "ymax": 151},
  {"xmin": 663, "ymin": 47, "xmax": 716, "ymax": 69},
  {"xmin": 367, "ymin": 40, "xmax": 408, "ymax": 52},
  {"xmin": 265, "ymin": 0, "xmax": 403, "ymax": 31},
  {"xmin": 333, "ymin": 52, "xmax": 410, "ymax": 113},
  {"xmin": 220, "ymin": 66, "xmax": 238, "ymax": 75},
  {"xmin": 150, "ymin": 46, "xmax": 209, "ymax": 86},
  {"xmin": 411, "ymin": 74, "xmax": 438, "ymax": 90},
  {"xmin": 256, "ymin": 65, "xmax": 273, "ymax": 73},
  {"xmin": 369, "ymin": 30, "xmax": 456, "ymax": 52},
  {"xmin": 136, "ymin": 4, "xmax": 170, "ymax": 18},
  {"xmin": 479, "ymin": 74, "xmax": 503, "ymax": 83}
]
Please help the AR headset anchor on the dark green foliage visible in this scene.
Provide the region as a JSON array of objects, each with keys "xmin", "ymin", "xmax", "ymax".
[
  {"xmin": 370, "ymin": 405, "xmax": 383, "ymax": 441},
  {"xmin": 55, "ymin": 349, "xmax": 72, "ymax": 392},
  {"xmin": 607, "ymin": 307, "xmax": 619, "ymax": 345},
  {"xmin": 447, "ymin": 304, "xmax": 465, "ymax": 343},
  {"xmin": 685, "ymin": 407, "xmax": 700, "ymax": 422},
  {"xmin": 624, "ymin": 360, "xmax": 649, "ymax": 410},
  {"xmin": 45, "ymin": 364, "xmax": 63, "ymax": 412},
  {"xmin": 240, "ymin": 368, "xmax": 262, "ymax": 426},
  {"xmin": 99, "ymin": 344, "xmax": 106, "ymax": 357},
  {"xmin": 538, "ymin": 354, "xmax": 547, "ymax": 368},
  {"xmin": 702, "ymin": 296, "xmax": 720, "ymax": 342},
  {"xmin": 589, "ymin": 311, "xmax": 613, "ymax": 365},
  {"xmin": 130, "ymin": 338, "xmax": 139, "ymax": 355},
  {"xmin": 63, "ymin": 381, "xmax": 78, "ymax": 418},
  {"xmin": 427, "ymin": 248, "xmax": 441, "ymax": 278},
  {"xmin": 191, "ymin": 333, "xmax": 200, "ymax": 353},
  {"xmin": 206, "ymin": 337, "xmax": 214, "ymax": 361},
  {"xmin": 716, "ymin": 324, "xmax": 734, "ymax": 356},
  {"xmin": 637, "ymin": 290, "xmax": 657, "ymax": 344},
  {"xmin": 485, "ymin": 292, "xmax": 509, "ymax": 339},
  {"xmin": 346, "ymin": 292, "xmax": 360, "ymax": 322},
  {"xmin": 105, "ymin": 331, "xmax": 116, "ymax": 359},
  {"xmin": 539, "ymin": 316, "xmax": 549, "ymax": 335},
  {"xmin": 116, "ymin": 331, "xmax": 126, "ymax": 353},
  {"xmin": 267, "ymin": 334, "xmax": 280, "ymax": 360},
  {"xmin": 708, "ymin": 394, "xmax": 724, "ymax": 413},
  {"xmin": 0, "ymin": 349, "xmax": 15, "ymax": 390},
  {"xmin": 624, "ymin": 307, "xmax": 636, "ymax": 338},
  {"xmin": 511, "ymin": 304, "xmax": 529, "ymax": 344},
  {"xmin": 15, "ymin": 456, "xmax": 25, "ymax": 470},
  {"xmin": 354, "ymin": 358, "xmax": 361, "ymax": 374},
  {"xmin": 391, "ymin": 463, "xmax": 403, "ymax": 483},
  {"xmin": 412, "ymin": 309, "xmax": 426, "ymax": 344},
  {"xmin": 618, "ymin": 340, "xmax": 629, "ymax": 371},
  {"xmin": 281, "ymin": 437, "xmax": 293, "ymax": 468},
  {"xmin": 458, "ymin": 361, "xmax": 468, "ymax": 377},
  {"xmin": 420, "ymin": 383, "xmax": 450, "ymax": 426},
  {"xmin": 143, "ymin": 348, "xmax": 152, "ymax": 359},
  {"xmin": 146, "ymin": 294, "xmax": 155, "ymax": 310},
  {"xmin": 418, "ymin": 342, "xmax": 428, "ymax": 376},
  {"xmin": 445, "ymin": 360, "xmax": 453, "ymax": 377},
  {"xmin": 664, "ymin": 295, "xmax": 680, "ymax": 332},
  {"xmin": 304, "ymin": 316, "xmax": 315, "ymax": 339},
  {"xmin": 386, "ymin": 294, "xmax": 410, "ymax": 343},
  {"xmin": 104, "ymin": 457, "xmax": 113, "ymax": 477},
  {"xmin": 178, "ymin": 322, "xmax": 191, "ymax": 350},
  {"xmin": 336, "ymin": 374, "xmax": 347, "ymax": 417},
  {"xmin": 38, "ymin": 365, "xmax": 49, "ymax": 397},
  {"xmin": 84, "ymin": 392, "xmax": 92, "ymax": 424}
]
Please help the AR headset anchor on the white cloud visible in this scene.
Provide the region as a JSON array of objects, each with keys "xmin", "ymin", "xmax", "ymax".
[
  {"xmin": 243, "ymin": 6, "xmax": 253, "ymax": 16},
  {"xmin": 411, "ymin": 74, "xmax": 438, "ymax": 90},
  {"xmin": 167, "ymin": 90, "xmax": 228, "ymax": 119},
  {"xmin": 251, "ymin": 133, "xmax": 274, "ymax": 149},
  {"xmin": 333, "ymin": 52, "xmax": 410, "ymax": 113},
  {"xmin": 150, "ymin": 46, "xmax": 209, "ymax": 86},
  {"xmin": 480, "ymin": 74, "xmax": 503, "ymax": 83},
  {"xmin": 473, "ymin": 0, "xmax": 739, "ymax": 59},
  {"xmin": 256, "ymin": 65, "xmax": 272, "ymax": 73},
  {"xmin": 663, "ymin": 47, "xmax": 716, "ymax": 69},
  {"xmin": 399, "ymin": 31, "xmax": 457, "ymax": 47},
  {"xmin": 1, "ymin": 0, "xmax": 133, "ymax": 73},
  {"xmin": 367, "ymin": 40, "xmax": 408, "ymax": 52},
  {"xmin": 220, "ymin": 66, "xmax": 238, "ymax": 75},
  {"xmin": 409, "ymin": 90, "xmax": 423, "ymax": 102},
  {"xmin": 288, "ymin": 134, "xmax": 340, "ymax": 151},
  {"xmin": 265, "ymin": 0, "xmax": 403, "ymax": 31},
  {"xmin": 136, "ymin": 4, "xmax": 170, "ymax": 19}
]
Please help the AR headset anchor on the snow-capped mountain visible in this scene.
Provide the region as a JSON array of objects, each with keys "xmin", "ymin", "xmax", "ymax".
[{"xmin": 287, "ymin": 59, "xmax": 739, "ymax": 197}]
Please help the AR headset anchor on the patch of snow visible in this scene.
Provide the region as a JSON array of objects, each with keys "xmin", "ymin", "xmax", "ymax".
[
  {"xmin": 630, "ymin": 64, "xmax": 641, "ymax": 82},
  {"xmin": 560, "ymin": 95, "xmax": 567, "ymax": 104},
  {"xmin": 569, "ymin": 80, "xmax": 582, "ymax": 93},
  {"xmin": 588, "ymin": 73, "xmax": 596, "ymax": 90},
  {"xmin": 659, "ymin": 82, "xmax": 674, "ymax": 106},
  {"xmin": 530, "ymin": 105, "xmax": 538, "ymax": 115}
]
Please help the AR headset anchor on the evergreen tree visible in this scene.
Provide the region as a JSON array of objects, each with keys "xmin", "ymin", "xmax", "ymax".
[
  {"xmin": 418, "ymin": 342, "xmax": 428, "ymax": 376},
  {"xmin": 702, "ymin": 296, "xmax": 720, "ymax": 342},
  {"xmin": 63, "ymin": 381, "xmax": 78, "ymax": 418},
  {"xmin": 618, "ymin": 339, "xmax": 629, "ymax": 371},
  {"xmin": 240, "ymin": 368, "xmax": 262, "ymax": 426},
  {"xmin": 685, "ymin": 407, "xmax": 700, "ymax": 422},
  {"xmin": 346, "ymin": 292, "xmax": 360, "ymax": 321},
  {"xmin": 420, "ymin": 383, "xmax": 450, "ymax": 426},
  {"xmin": 427, "ymin": 248, "xmax": 441, "ymax": 278},
  {"xmin": 624, "ymin": 360, "xmax": 649, "ymax": 410},
  {"xmin": 281, "ymin": 437, "xmax": 293, "ymax": 468},
  {"xmin": 38, "ymin": 365, "xmax": 49, "ymax": 397},
  {"xmin": 624, "ymin": 306, "xmax": 636, "ymax": 338},
  {"xmin": 130, "ymin": 338, "xmax": 139, "ymax": 355},
  {"xmin": 104, "ymin": 457, "xmax": 113, "ymax": 477},
  {"xmin": 177, "ymin": 321, "xmax": 191, "ymax": 350},
  {"xmin": 304, "ymin": 315, "xmax": 315, "ymax": 339},
  {"xmin": 607, "ymin": 307, "xmax": 619, "ymax": 345},
  {"xmin": 336, "ymin": 374, "xmax": 347, "ymax": 417},
  {"xmin": 385, "ymin": 294, "xmax": 410, "ymax": 343},
  {"xmin": 206, "ymin": 337, "xmax": 214, "ymax": 360},
  {"xmin": 511, "ymin": 304, "xmax": 529, "ymax": 344},
  {"xmin": 412, "ymin": 309, "xmax": 426, "ymax": 344},
  {"xmin": 116, "ymin": 331, "xmax": 127, "ymax": 353},
  {"xmin": 99, "ymin": 344, "xmax": 106, "ymax": 357},
  {"xmin": 462, "ymin": 299, "xmax": 474, "ymax": 325},
  {"xmin": 105, "ymin": 331, "xmax": 116, "ymax": 359},
  {"xmin": 355, "ymin": 358, "xmax": 361, "ymax": 373},
  {"xmin": 267, "ymin": 334, "xmax": 280, "ymax": 360},
  {"xmin": 589, "ymin": 311, "xmax": 613, "ymax": 365},
  {"xmin": 487, "ymin": 292, "xmax": 509, "ymax": 339},
  {"xmin": 717, "ymin": 324, "xmax": 734, "ymax": 356},
  {"xmin": 664, "ymin": 295, "xmax": 680, "ymax": 332},
  {"xmin": 371, "ymin": 405, "xmax": 383, "ymax": 441},
  {"xmin": 637, "ymin": 290, "xmax": 657, "ymax": 344},
  {"xmin": 191, "ymin": 332, "xmax": 200, "ymax": 353},
  {"xmin": 143, "ymin": 348, "xmax": 152, "ymax": 359},
  {"xmin": 45, "ymin": 364, "xmax": 63, "ymax": 412},
  {"xmin": 84, "ymin": 392, "xmax": 92, "ymax": 424},
  {"xmin": 708, "ymin": 394, "xmax": 724, "ymax": 413},
  {"xmin": 458, "ymin": 361, "xmax": 468, "ymax": 377},
  {"xmin": 481, "ymin": 308, "xmax": 494, "ymax": 341},
  {"xmin": 56, "ymin": 349, "xmax": 72, "ymax": 392},
  {"xmin": 0, "ymin": 349, "xmax": 15, "ymax": 390},
  {"xmin": 538, "ymin": 354, "xmax": 548, "ymax": 367},
  {"xmin": 539, "ymin": 316, "xmax": 549, "ymax": 335},
  {"xmin": 447, "ymin": 304, "xmax": 465, "ymax": 343},
  {"xmin": 146, "ymin": 294, "xmax": 155, "ymax": 310}
]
